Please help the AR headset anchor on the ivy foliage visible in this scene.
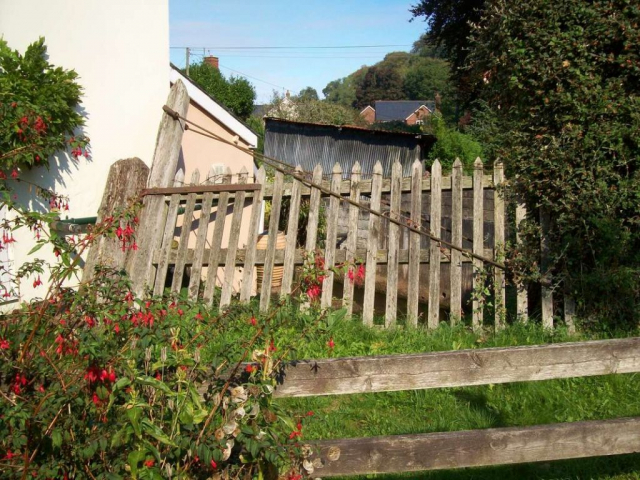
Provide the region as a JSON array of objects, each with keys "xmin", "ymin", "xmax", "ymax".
[
  {"xmin": 0, "ymin": 37, "xmax": 89, "ymax": 172},
  {"xmin": 467, "ymin": 0, "xmax": 640, "ymax": 325},
  {"xmin": 426, "ymin": 113, "xmax": 483, "ymax": 172}
]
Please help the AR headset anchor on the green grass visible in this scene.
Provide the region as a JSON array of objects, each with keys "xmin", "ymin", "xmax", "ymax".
[{"xmin": 272, "ymin": 315, "xmax": 640, "ymax": 480}]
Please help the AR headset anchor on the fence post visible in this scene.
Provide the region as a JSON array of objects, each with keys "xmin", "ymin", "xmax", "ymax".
[
  {"xmin": 83, "ymin": 158, "xmax": 149, "ymax": 281},
  {"xmin": 281, "ymin": 166, "xmax": 303, "ymax": 297},
  {"xmin": 130, "ymin": 80, "xmax": 189, "ymax": 296},
  {"xmin": 260, "ymin": 170, "xmax": 285, "ymax": 312},
  {"xmin": 540, "ymin": 208, "xmax": 554, "ymax": 329},
  {"xmin": 385, "ymin": 159, "xmax": 402, "ymax": 327},
  {"xmin": 240, "ymin": 167, "xmax": 266, "ymax": 302},
  {"xmin": 363, "ymin": 161, "xmax": 383, "ymax": 326},
  {"xmin": 428, "ymin": 159, "xmax": 442, "ymax": 329},
  {"xmin": 407, "ymin": 159, "xmax": 423, "ymax": 326},
  {"xmin": 450, "ymin": 158, "xmax": 463, "ymax": 324},
  {"xmin": 515, "ymin": 200, "xmax": 528, "ymax": 322},
  {"xmin": 472, "ymin": 157, "xmax": 484, "ymax": 331},
  {"xmin": 493, "ymin": 160, "xmax": 505, "ymax": 330}
]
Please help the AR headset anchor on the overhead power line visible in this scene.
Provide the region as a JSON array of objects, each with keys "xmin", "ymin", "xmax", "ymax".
[
  {"xmin": 218, "ymin": 64, "xmax": 289, "ymax": 91},
  {"xmin": 170, "ymin": 44, "xmax": 411, "ymax": 50}
]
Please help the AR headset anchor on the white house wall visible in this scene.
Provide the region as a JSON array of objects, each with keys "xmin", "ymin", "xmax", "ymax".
[{"xmin": 0, "ymin": 0, "xmax": 169, "ymax": 302}]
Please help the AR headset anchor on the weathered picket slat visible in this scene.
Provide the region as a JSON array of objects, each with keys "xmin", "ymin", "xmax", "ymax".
[
  {"xmin": 203, "ymin": 169, "xmax": 232, "ymax": 305},
  {"xmin": 472, "ymin": 158, "xmax": 484, "ymax": 331},
  {"xmin": 515, "ymin": 201, "xmax": 528, "ymax": 322},
  {"xmin": 450, "ymin": 158, "xmax": 463, "ymax": 323},
  {"xmin": 305, "ymin": 165, "xmax": 324, "ymax": 252},
  {"xmin": 407, "ymin": 160, "xmax": 422, "ymax": 326},
  {"xmin": 170, "ymin": 169, "xmax": 200, "ymax": 293},
  {"xmin": 321, "ymin": 163, "xmax": 343, "ymax": 308},
  {"xmin": 342, "ymin": 162, "xmax": 362, "ymax": 316},
  {"xmin": 309, "ymin": 417, "xmax": 640, "ymax": 477},
  {"xmin": 385, "ymin": 159, "xmax": 402, "ymax": 327},
  {"xmin": 362, "ymin": 161, "xmax": 383, "ymax": 326},
  {"xmin": 274, "ymin": 337, "xmax": 640, "ymax": 398},
  {"xmin": 565, "ymin": 295, "xmax": 576, "ymax": 334},
  {"xmin": 220, "ymin": 167, "xmax": 248, "ymax": 308},
  {"xmin": 187, "ymin": 166, "xmax": 216, "ymax": 300},
  {"xmin": 281, "ymin": 166, "xmax": 303, "ymax": 297},
  {"xmin": 153, "ymin": 169, "xmax": 184, "ymax": 296},
  {"xmin": 540, "ymin": 208, "xmax": 554, "ymax": 328},
  {"xmin": 240, "ymin": 167, "xmax": 266, "ymax": 302},
  {"xmin": 427, "ymin": 160, "xmax": 442, "ymax": 329},
  {"xmin": 493, "ymin": 161, "xmax": 505, "ymax": 330},
  {"xmin": 260, "ymin": 170, "xmax": 285, "ymax": 311}
]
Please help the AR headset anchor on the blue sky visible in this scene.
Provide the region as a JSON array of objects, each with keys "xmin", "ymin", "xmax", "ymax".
[{"xmin": 169, "ymin": 1, "xmax": 427, "ymax": 103}]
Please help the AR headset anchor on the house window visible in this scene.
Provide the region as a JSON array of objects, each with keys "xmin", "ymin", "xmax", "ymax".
[{"xmin": 415, "ymin": 119, "xmax": 424, "ymax": 125}]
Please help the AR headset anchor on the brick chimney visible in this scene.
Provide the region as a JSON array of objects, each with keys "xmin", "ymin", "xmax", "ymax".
[{"xmin": 204, "ymin": 56, "xmax": 219, "ymax": 69}]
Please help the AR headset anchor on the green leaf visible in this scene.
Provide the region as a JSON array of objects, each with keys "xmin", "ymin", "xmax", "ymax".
[
  {"xmin": 126, "ymin": 407, "xmax": 142, "ymax": 438},
  {"xmin": 136, "ymin": 376, "xmax": 173, "ymax": 394},
  {"xmin": 51, "ymin": 429, "xmax": 62, "ymax": 448},
  {"xmin": 141, "ymin": 418, "xmax": 176, "ymax": 446},
  {"xmin": 128, "ymin": 449, "xmax": 146, "ymax": 478},
  {"xmin": 27, "ymin": 241, "xmax": 44, "ymax": 255}
]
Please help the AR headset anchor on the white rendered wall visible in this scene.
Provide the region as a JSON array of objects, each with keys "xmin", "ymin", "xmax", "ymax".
[{"xmin": 0, "ymin": 0, "xmax": 169, "ymax": 302}]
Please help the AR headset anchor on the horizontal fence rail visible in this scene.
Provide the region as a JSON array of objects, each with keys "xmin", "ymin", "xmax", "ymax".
[
  {"xmin": 308, "ymin": 417, "xmax": 640, "ymax": 477},
  {"xmin": 273, "ymin": 337, "xmax": 640, "ymax": 398}
]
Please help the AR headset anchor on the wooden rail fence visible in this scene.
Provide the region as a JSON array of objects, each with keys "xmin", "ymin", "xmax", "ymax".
[
  {"xmin": 271, "ymin": 337, "xmax": 640, "ymax": 477},
  {"xmin": 134, "ymin": 157, "xmax": 574, "ymax": 330}
]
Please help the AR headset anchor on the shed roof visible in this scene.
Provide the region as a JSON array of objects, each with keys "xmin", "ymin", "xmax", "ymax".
[{"xmin": 374, "ymin": 100, "xmax": 435, "ymax": 122}]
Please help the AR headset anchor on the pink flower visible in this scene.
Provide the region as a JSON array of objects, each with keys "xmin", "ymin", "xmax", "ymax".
[
  {"xmin": 306, "ymin": 284, "xmax": 321, "ymax": 301},
  {"xmin": 328, "ymin": 338, "xmax": 335, "ymax": 349},
  {"xmin": 0, "ymin": 339, "xmax": 9, "ymax": 350},
  {"xmin": 210, "ymin": 460, "xmax": 217, "ymax": 469},
  {"xmin": 144, "ymin": 459, "xmax": 154, "ymax": 468},
  {"xmin": 32, "ymin": 276, "xmax": 42, "ymax": 288}
]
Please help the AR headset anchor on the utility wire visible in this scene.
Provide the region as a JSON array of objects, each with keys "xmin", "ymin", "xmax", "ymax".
[
  {"xmin": 218, "ymin": 64, "xmax": 289, "ymax": 90},
  {"xmin": 161, "ymin": 104, "xmax": 505, "ymax": 269},
  {"xmin": 170, "ymin": 44, "xmax": 412, "ymax": 50}
]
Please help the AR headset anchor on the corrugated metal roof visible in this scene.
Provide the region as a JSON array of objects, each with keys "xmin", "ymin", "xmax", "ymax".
[
  {"xmin": 264, "ymin": 118, "xmax": 435, "ymax": 178},
  {"xmin": 374, "ymin": 100, "xmax": 435, "ymax": 122}
]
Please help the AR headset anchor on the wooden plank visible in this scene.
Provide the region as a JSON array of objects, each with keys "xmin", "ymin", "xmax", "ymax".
[
  {"xmin": 385, "ymin": 159, "xmax": 402, "ymax": 327},
  {"xmin": 407, "ymin": 159, "xmax": 423, "ymax": 327},
  {"xmin": 264, "ymin": 174, "xmax": 494, "ymax": 198},
  {"xmin": 239, "ymin": 167, "xmax": 266, "ymax": 302},
  {"xmin": 220, "ymin": 167, "xmax": 249, "ymax": 308},
  {"xmin": 540, "ymin": 208, "xmax": 553, "ymax": 329},
  {"xmin": 321, "ymin": 163, "xmax": 343, "ymax": 308},
  {"xmin": 472, "ymin": 158, "xmax": 484, "ymax": 331},
  {"xmin": 141, "ymin": 183, "xmax": 260, "ymax": 196},
  {"xmin": 171, "ymin": 169, "xmax": 200, "ymax": 293},
  {"xmin": 153, "ymin": 169, "xmax": 185, "ymax": 296},
  {"xmin": 154, "ymin": 246, "xmax": 494, "ymax": 267},
  {"xmin": 274, "ymin": 337, "xmax": 640, "ymax": 398},
  {"xmin": 362, "ymin": 161, "xmax": 383, "ymax": 326},
  {"xmin": 203, "ymin": 169, "xmax": 232, "ymax": 305},
  {"xmin": 309, "ymin": 417, "xmax": 640, "ymax": 477},
  {"xmin": 130, "ymin": 80, "xmax": 189, "ymax": 296},
  {"xmin": 450, "ymin": 158, "xmax": 463, "ymax": 323},
  {"xmin": 304, "ymin": 165, "xmax": 324, "ymax": 252},
  {"xmin": 493, "ymin": 160, "xmax": 505, "ymax": 331},
  {"xmin": 280, "ymin": 166, "xmax": 303, "ymax": 297},
  {"xmin": 515, "ymin": 201, "xmax": 528, "ymax": 322},
  {"xmin": 259, "ymin": 170, "xmax": 285, "ymax": 312},
  {"xmin": 83, "ymin": 158, "xmax": 149, "ymax": 281},
  {"xmin": 428, "ymin": 160, "xmax": 442, "ymax": 329},
  {"xmin": 342, "ymin": 162, "xmax": 362, "ymax": 316},
  {"xmin": 187, "ymin": 165, "xmax": 216, "ymax": 300}
]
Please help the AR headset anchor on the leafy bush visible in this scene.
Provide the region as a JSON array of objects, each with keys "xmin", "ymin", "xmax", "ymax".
[
  {"xmin": 467, "ymin": 0, "xmax": 640, "ymax": 326},
  {"xmin": 427, "ymin": 113, "xmax": 483, "ymax": 172},
  {"xmin": 0, "ymin": 38, "xmax": 89, "ymax": 174}
]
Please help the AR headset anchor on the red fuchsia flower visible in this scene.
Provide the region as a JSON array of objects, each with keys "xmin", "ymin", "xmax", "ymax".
[
  {"xmin": 114, "ymin": 324, "xmax": 120, "ymax": 334},
  {"xmin": 210, "ymin": 460, "xmax": 217, "ymax": 469},
  {"xmin": 347, "ymin": 268, "xmax": 355, "ymax": 283},
  {"xmin": 245, "ymin": 364, "xmax": 256, "ymax": 373},
  {"xmin": 10, "ymin": 102, "xmax": 16, "ymax": 108},
  {"xmin": 144, "ymin": 459, "xmax": 154, "ymax": 468},
  {"xmin": 356, "ymin": 264, "xmax": 365, "ymax": 282},
  {"xmin": 4, "ymin": 450, "xmax": 17, "ymax": 460},
  {"xmin": 0, "ymin": 339, "xmax": 9, "ymax": 350},
  {"xmin": 32, "ymin": 276, "xmax": 42, "ymax": 288},
  {"xmin": 34, "ymin": 116, "xmax": 46, "ymax": 134},
  {"xmin": 269, "ymin": 339, "xmax": 277, "ymax": 352},
  {"xmin": 307, "ymin": 411, "xmax": 314, "ymax": 417},
  {"xmin": 328, "ymin": 338, "xmax": 335, "ymax": 349},
  {"xmin": 307, "ymin": 284, "xmax": 321, "ymax": 301},
  {"xmin": 194, "ymin": 312, "xmax": 203, "ymax": 320},
  {"xmin": 10, "ymin": 169, "xmax": 18, "ymax": 179},
  {"xmin": 155, "ymin": 372, "xmax": 162, "ymax": 380},
  {"xmin": 249, "ymin": 316, "xmax": 257, "ymax": 326},
  {"xmin": 85, "ymin": 316, "xmax": 96, "ymax": 327},
  {"xmin": 0, "ymin": 171, "xmax": 5, "ymax": 180},
  {"xmin": 124, "ymin": 291, "xmax": 134, "ymax": 302},
  {"xmin": 38, "ymin": 385, "xmax": 45, "ymax": 393},
  {"xmin": 177, "ymin": 308, "xmax": 184, "ymax": 316},
  {"xmin": 92, "ymin": 393, "xmax": 101, "ymax": 406},
  {"xmin": 85, "ymin": 366, "xmax": 100, "ymax": 384}
]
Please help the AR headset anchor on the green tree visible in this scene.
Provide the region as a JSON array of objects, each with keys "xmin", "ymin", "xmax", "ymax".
[
  {"xmin": 266, "ymin": 92, "xmax": 364, "ymax": 126},
  {"xmin": 427, "ymin": 113, "xmax": 482, "ymax": 171},
  {"xmin": 186, "ymin": 62, "xmax": 256, "ymax": 120},
  {"xmin": 467, "ymin": 0, "xmax": 640, "ymax": 325},
  {"xmin": 403, "ymin": 57, "xmax": 456, "ymax": 118},
  {"xmin": 355, "ymin": 64, "xmax": 404, "ymax": 109},
  {"xmin": 296, "ymin": 86, "xmax": 319, "ymax": 102}
]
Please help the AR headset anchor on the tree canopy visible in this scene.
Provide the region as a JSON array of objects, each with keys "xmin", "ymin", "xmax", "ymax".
[{"xmin": 186, "ymin": 62, "xmax": 256, "ymax": 120}]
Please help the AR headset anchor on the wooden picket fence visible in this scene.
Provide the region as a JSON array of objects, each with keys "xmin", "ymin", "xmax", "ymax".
[
  {"xmin": 133, "ymin": 156, "xmax": 575, "ymax": 330},
  {"xmin": 272, "ymin": 337, "xmax": 640, "ymax": 477}
]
